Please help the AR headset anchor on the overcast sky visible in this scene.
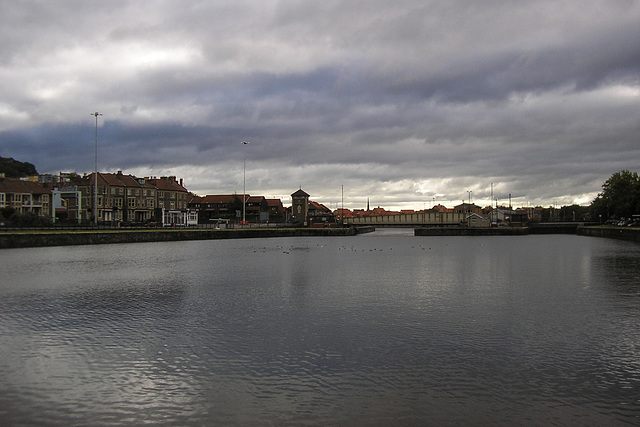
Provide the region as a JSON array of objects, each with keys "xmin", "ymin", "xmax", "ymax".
[{"xmin": 1, "ymin": 1, "xmax": 639, "ymax": 210}]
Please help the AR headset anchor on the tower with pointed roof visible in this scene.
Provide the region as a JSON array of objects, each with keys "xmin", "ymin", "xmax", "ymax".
[{"xmin": 291, "ymin": 188, "xmax": 309, "ymax": 225}]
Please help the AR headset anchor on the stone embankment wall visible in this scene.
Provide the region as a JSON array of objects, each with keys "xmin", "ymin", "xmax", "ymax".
[
  {"xmin": 0, "ymin": 227, "xmax": 373, "ymax": 249},
  {"xmin": 577, "ymin": 226, "xmax": 640, "ymax": 242},
  {"xmin": 414, "ymin": 225, "xmax": 640, "ymax": 241},
  {"xmin": 528, "ymin": 223, "xmax": 581, "ymax": 234}
]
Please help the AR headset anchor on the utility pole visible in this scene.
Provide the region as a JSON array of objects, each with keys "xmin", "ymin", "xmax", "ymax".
[
  {"xmin": 91, "ymin": 112, "xmax": 102, "ymax": 225},
  {"xmin": 467, "ymin": 190, "xmax": 472, "ymax": 227},
  {"xmin": 241, "ymin": 141, "xmax": 250, "ymax": 226},
  {"xmin": 341, "ymin": 185, "xmax": 344, "ymax": 226}
]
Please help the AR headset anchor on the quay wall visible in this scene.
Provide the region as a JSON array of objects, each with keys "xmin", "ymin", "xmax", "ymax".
[
  {"xmin": 414, "ymin": 225, "xmax": 640, "ymax": 241},
  {"xmin": 577, "ymin": 226, "xmax": 640, "ymax": 243},
  {"xmin": 528, "ymin": 223, "xmax": 581, "ymax": 234},
  {"xmin": 0, "ymin": 227, "xmax": 370, "ymax": 249}
]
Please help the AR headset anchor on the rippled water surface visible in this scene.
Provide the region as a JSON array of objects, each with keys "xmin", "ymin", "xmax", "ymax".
[{"xmin": 1, "ymin": 231, "xmax": 640, "ymax": 425}]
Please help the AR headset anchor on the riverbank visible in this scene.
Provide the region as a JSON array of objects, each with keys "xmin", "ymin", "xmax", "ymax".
[
  {"xmin": 414, "ymin": 224, "xmax": 640, "ymax": 243},
  {"xmin": 415, "ymin": 223, "xmax": 584, "ymax": 236},
  {"xmin": 0, "ymin": 226, "xmax": 375, "ymax": 249},
  {"xmin": 577, "ymin": 226, "xmax": 640, "ymax": 242}
]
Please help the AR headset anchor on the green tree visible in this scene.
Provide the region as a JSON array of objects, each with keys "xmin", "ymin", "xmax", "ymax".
[
  {"xmin": 5, "ymin": 211, "xmax": 51, "ymax": 227},
  {"xmin": 229, "ymin": 194, "xmax": 243, "ymax": 219},
  {"xmin": 590, "ymin": 170, "xmax": 640, "ymax": 220},
  {"xmin": 0, "ymin": 156, "xmax": 38, "ymax": 177},
  {"xmin": 0, "ymin": 206, "xmax": 16, "ymax": 222}
]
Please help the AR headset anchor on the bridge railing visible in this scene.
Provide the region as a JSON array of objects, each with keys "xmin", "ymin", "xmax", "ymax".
[{"xmin": 346, "ymin": 212, "xmax": 468, "ymax": 226}]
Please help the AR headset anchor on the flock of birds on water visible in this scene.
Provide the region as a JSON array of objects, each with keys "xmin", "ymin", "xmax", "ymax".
[{"xmin": 249, "ymin": 243, "xmax": 434, "ymax": 254}]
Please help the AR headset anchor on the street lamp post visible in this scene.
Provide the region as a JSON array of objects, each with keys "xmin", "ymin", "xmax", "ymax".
[
  {"xmin": 91, "ymin": 112, "xmax": 102, "ymax": 225},
  {"xmin": 467, "ymin": 190, "xmax": 472, "ymax": 227},
  {"xmin": 241, "ymin": 141, "xmax": 250, "ymax": 226}
]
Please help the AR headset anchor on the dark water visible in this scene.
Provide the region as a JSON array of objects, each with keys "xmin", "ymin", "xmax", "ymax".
[{"xmin": 1, "ymin": 230, "xmax": 639, "ymax": 425}]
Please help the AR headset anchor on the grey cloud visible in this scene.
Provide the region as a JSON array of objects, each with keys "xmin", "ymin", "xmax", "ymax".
[{"xmin": 1, "ymin": 0, "xmax": 639, "ymax": 209}]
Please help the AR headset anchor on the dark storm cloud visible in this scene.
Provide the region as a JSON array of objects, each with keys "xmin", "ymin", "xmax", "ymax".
[{"xmin": 1, "ymin": 0, "xmax": 639, "ymax": 208}]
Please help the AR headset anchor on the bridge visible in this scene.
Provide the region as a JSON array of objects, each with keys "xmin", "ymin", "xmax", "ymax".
[
  {"xmin": 345, "ymin": 211, "xmax": 470, "ymax": 227},
  {"xmin": 345, "ymin": 212, "xmax": 589, "ymax": 232}
]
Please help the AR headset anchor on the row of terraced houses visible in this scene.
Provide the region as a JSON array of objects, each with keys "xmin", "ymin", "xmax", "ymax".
[
  {"xmin": 2, "ymin": 170, "xmax": 544, "ymax": 228},
  {"xmin": 0, "ymin": 171, "xmax": 294, "ymax": 226}
]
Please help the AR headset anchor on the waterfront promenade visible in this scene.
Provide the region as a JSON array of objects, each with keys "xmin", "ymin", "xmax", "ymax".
[
  {"xmin": 0, "ymin": 227, "xmax": 374, "ymax": 249},
  {"xmin": 2, "ymin": 224, "xmax": 638, "ymax": 249}
]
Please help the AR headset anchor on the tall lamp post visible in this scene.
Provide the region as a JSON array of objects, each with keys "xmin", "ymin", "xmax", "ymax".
[
  {"xmin": 467, "ymin": 190, "xmax": 472, "ymax": 227},
  {"xmin": 241, "ymin": 141, "xmax": 250, "ymax": 226},
  {"xmin": 91, "ymin": 112, "xmax": 102, "ymax": 225}
]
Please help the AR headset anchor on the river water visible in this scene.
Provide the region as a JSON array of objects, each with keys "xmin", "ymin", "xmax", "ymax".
[{"xmin": 1, "ymin": 230, "xmax": 639, "ymax": 425}]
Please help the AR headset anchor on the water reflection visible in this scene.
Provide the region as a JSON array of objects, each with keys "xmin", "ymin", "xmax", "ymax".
[{"xmin": 1, "ymin": 235, "xmax": 640, "ymax": 425}]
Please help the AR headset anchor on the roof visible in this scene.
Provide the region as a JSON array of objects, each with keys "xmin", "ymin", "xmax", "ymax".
[
  {"xmin": 145, "ymin": 176, "xmax": 188, "ymax": 192},
  {"xmin": 78, "ymin": 172, "xmax": 147, "ymax": 188},
  {"xmin": 334, "ymin": 208, "xmax": 354, "ymax": 218},
  {"xmin": 291, "ymin": 188, "xmax": 309, "ymax": 197},
  {"xmin": 266, "ymin": 198, "xmax": 283, "ymax": 208},
  {"xmin": 308, "ymin": 200, "xmax": 332, "ymax": 213},
  {"xmin": 199, "ymin": 194, "xmax": 240, "ymax": 204},
  {"xmin": 0, "ymin": 177, "xmax": 51, "ymax": 194},
  {"xmin": 76, "ymin": 172, "xmax": 186, "ymax": 191}
]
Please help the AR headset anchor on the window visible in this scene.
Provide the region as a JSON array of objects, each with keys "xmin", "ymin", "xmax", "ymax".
[{"xmin": 128, "ymin": 198, "xmax": 136, "ymax": 207}]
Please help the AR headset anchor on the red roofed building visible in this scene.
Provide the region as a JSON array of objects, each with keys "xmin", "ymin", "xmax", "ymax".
[
  {"xmin": 306, "ymin": 200, "xmax": 332, "ymax": 227},
  {"xmin": 70, "ymin": 171, "xmax": 193, "ymax": 225},
  {"xmin": 0, "ymin": 177, "xmax": 51, "ymax": 218},
  {"xmin": 188, "ymin": 194, "xmax": 279, "ymax": 224},
  {"xmin": 266, "ymin": 198, "xmax": 286, "ymax": 222}
]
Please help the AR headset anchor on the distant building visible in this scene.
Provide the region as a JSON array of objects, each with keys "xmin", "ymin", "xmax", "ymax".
[
  {"xmin": 51, "ymin": 185, "xmax": 83, "ymax": 223},
  {"xmin": 334, "ymin": 208, "xmax": 354, "ymax": 223},
  {"xmin": 308, "ymin": 200, "xmax": 337, "ymax": 227},
  {"xmin": 70, "ymin": 171, "xmax": 192, "ymax": 225},
  {"xmin": 291, "ymin": 189, "xmax": 310, "ymax": 225},
  {"xmin": 189, "ymin": 194, "xmax": 241, "ymax": 223},
  {"xmin": 265, "ymin": 198, "xmax": 286, "ymax": 222},
  {"xmin": 144, "ymin": 176, "xmax": 191, "ymax": 226},
  {"xmin": 453, "ymin": 203, "xmax": 482, "ymax": 215},
  {"xmin": 188, "ymin": 194, "xmax": 280, "ymax": 224},
  {"xmin": 0, "ymin": 177, "xmax": 51, "ymax": 217},
  {"xmin": 466, "ymin": 212, "xmax": 490, "ymax": 228}
]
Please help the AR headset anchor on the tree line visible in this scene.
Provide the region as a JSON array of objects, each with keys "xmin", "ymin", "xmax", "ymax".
[
  {"xmin": 590, "ymin": 170, "xmax": 640, "ymax": 221},
  {"xmin": 0, "ymin": 156, "xmax": 38, "ymax": 177}
]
